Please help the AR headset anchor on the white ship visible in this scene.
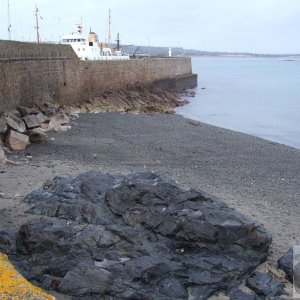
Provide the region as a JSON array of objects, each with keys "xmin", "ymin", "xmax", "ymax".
[{"xmin": 60, "ymin": 22, "xmax": 129, "ymax": 61}]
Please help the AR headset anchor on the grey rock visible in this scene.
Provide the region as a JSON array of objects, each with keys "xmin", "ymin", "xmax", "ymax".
[
  {"xmin": 2, "ymin": 172, "xmax": 272, "ymax": 299},
  {"xmin": 246, "ymin": 272, "xmax": 285, "ymax": 298},
  {"xmin": 23, "ymin": 115, "xmax": 41, "ymax": 129},
  {"xmin": 58, "ymin": 264, "xmax": 113, "ymax": 296},
  {"xmin": 0, "ymin": 230, "xmax": 16, "ymax": 254},
  {"xmin": 5, "ymin": 116, "xmax": 26, "ymax": 133},
  {"xmin": 228, "ymin": 286, "xmax": 263, "ymax": 300},
  {"xmin": 17, "ymin": 106, "xmax": 39, "ymax": 117},
  {"xmin": 278, "ymin": 248, "xmax": 293, "ymax": 281},
  {"xmin": 35, "ymin": 112, "xmax": 49, "ymax": 123}
]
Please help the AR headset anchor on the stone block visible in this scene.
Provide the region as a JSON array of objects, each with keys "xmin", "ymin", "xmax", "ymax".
[
  {"xmin": 6, "ymin": 130, "xmax": 29, "ymax": 151},
  {"xmin": 28, "ymin": 128, "xmax": 47, "ymax": 144},
  {"xmin": 5, "ymin": 116, "xmax": 26, "ymax": 133},
  {"xmin": 4, "ymin": 110, "xmax": 21, "ymax": 119},
  {"xmin": 17, "ymin": 106, "xmax": 38, "ymax": 117},
  {"xmin": 35, "ymin": 113, "xmax": 49, "ymax": 124},
  {"xmin": 48, "ymin": 113, "xmax": 70, "ymax": 131},
  {"xmin": 23, "ymin": 115, "xmax": 41, "ymax": 129}
]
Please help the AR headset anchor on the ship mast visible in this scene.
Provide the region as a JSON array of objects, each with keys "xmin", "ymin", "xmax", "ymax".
[
  {"xmin": 116, "ymin": 32, "xmax": 120, "ymax": 51},
  {"xmin": 7, "ymin": 0, "xmax": 11, "ymax": 40},
  {"xmin": 35, "ymin": 5, "xmax": 40, "ymax": 44},
  {"xmin": 76, "ymin": 17, "xmax": 83, "ymax": 35},
  {"xmin": 108, "ymin": 9, "xmax": 112, "ymax": 49}
]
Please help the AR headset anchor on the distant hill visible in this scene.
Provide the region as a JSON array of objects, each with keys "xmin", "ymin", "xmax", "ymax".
[{"xmin": 121, "ymin": 45, "xmax": 300, "ymax": 58}]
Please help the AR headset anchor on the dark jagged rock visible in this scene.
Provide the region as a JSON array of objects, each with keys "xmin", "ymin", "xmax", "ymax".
[
  {"xmin": 0, "ymin": 230, "xmax": 16, "ymax": 254},
  {"xmin": 246, "ymin": 272, "xmax": 285, "ymax": 298},
  {"xmin": 278, "ymin": 248, "xmax": 293, "ymax": 281},
  {"xmin": 3, "ymin": 172, "xmax": 272, "ymax": 299},
  {"xmin": 58, "ymin": 264, "xmax": 113, "ymax": 296},
  {"xmin": 228, "ymin": 286, "xmax": 263, "ymax": 300},
  {"xmin": 295, "ymin": 262, "xmax": 300, "ymax": 296}
]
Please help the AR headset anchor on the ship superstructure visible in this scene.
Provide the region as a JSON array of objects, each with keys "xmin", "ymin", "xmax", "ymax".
[{"xmin": 60, "ymin": 20, "xmax": 129, "ymax": 61}]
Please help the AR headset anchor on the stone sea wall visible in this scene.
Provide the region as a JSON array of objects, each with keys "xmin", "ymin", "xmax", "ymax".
[{"xmin": 0, "ymin": 40, "xmax": 196, "ymax": 110}]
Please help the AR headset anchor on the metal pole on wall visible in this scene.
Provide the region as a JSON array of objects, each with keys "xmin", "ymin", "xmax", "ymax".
[
  {"xmin": 7, "ymin": 0, "xmax": 11, "ymax": 40},
  {"xmin": 35, "ymin": 5, "xmax": 40, "ymax": 44}
]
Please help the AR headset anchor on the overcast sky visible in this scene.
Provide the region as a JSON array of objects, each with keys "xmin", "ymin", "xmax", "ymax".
[{"xmin": 0, "ymin": 0, "xmax": 300, "ymax": 54}]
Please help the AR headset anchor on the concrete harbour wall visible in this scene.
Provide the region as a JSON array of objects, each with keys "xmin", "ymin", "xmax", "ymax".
[{"xmin": 0, "ymin": 40, "xmax": 196, "ymax": 110}]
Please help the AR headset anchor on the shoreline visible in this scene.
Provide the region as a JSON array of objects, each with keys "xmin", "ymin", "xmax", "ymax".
[
  {"xmin": 188, "ymin": 56, "xmax": 300, "ymax": 151},
  {"xmin": 176, "ymin": 109, "xmax": 300, "ymax": 151}
]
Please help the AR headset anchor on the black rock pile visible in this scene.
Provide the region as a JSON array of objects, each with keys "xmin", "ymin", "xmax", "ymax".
[{"xmin": 1, "ymin": 172, "xmax": 274, "ymax": 299}]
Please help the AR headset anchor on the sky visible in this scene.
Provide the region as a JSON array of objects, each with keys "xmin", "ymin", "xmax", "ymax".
[{"xmin": 0, "ymin": 0, "xmax": 300, "ymax": 54}]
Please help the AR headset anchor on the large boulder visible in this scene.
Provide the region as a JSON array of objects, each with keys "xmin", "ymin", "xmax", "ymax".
[
  {"xmin": 5, "ymin": 130, "xmax": 29, "ymax": 150},
  {"xmin": 4, "ymin": 172, "xmax": 272, "ymax": 299}
]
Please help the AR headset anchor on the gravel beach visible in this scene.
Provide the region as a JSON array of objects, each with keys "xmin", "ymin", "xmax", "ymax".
[{"xmin": 0, "ymin": 112, "xmax": 299, "ymax": 269}]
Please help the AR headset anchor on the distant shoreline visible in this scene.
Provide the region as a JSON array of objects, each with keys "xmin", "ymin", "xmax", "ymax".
[
  {"xmin": 123, "ymin": 44, "xmax": 300, "ymax": 58},
  {"xmin": 189, "ymin": 54, "xmax": 300, "ymax": 59}
]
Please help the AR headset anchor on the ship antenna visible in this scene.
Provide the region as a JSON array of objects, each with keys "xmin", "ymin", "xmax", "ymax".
[
  {"xmin": 35, "ymin": 4, "xmax": 40, "ymax": 44},
  {"xmin": 76, "ymin": 17, "xmax": 83, "ymax": 34},
  {"xmin": 7, "ymin": 0, "xmax": 11, "ymax": 40},
  {"xmin": 108, "ymin": 8, "xmax": 112, "ymax": 49}
]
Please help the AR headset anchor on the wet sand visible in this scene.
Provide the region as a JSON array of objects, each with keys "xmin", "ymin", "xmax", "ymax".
[{"xmin": 0, "ymin": 112, "xmax": 299, "ymax": 270}]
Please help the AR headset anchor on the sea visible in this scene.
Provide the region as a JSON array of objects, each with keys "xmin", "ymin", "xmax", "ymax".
[{"xmin": 176, "ymin": 56, "xmax": 300, "ymax": 149}]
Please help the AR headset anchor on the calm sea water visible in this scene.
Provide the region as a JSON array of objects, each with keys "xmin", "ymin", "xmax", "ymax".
[{"xmin": 176, "ymin": 57, "xmax": 300, "ymax": 149}]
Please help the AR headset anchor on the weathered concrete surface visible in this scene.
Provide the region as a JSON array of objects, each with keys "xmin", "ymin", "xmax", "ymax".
[
  {"xmin": 153, "ymin": 74, "xmax": 198, "ymax": 90},
  {"xmin": 1, "ymin": 172, "xmax": 272, "ymax": 299}
]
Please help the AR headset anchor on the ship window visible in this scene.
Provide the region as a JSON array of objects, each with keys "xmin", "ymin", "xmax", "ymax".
[
  {"xmin": 89, "ymin": 42, "xmax": 93, "ymax": 46},
  {"xmin": 83, "ymin": 48, "xmax": 85, "ymax": 51},
  {"xmin": 78, "ymin": 48, "xmax": 80, "ymax": 51}
]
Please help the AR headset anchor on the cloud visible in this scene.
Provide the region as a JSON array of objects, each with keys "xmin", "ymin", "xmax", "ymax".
[{"xmin": 0, "ymin": 0, "xmax": 300, "ymax": 53}]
